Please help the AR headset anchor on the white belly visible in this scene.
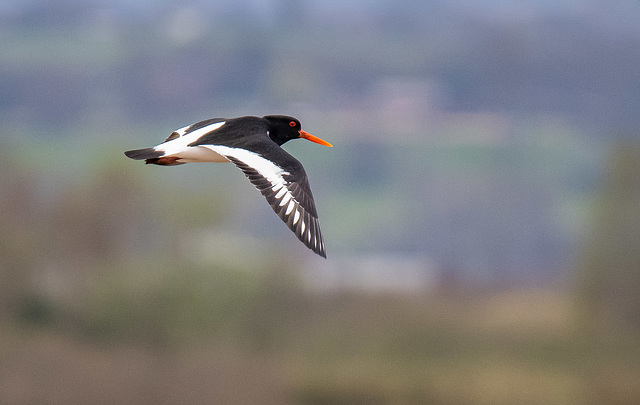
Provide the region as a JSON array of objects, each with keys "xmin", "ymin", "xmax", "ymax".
[{"xmin": 173, "ymin": 145, "xmax": 230, "ymax": 163}]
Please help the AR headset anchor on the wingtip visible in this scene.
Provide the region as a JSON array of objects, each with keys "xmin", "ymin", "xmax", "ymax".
[{"xmin": 317, "ymin": 240, "xmax": 327, "ymax": 258}]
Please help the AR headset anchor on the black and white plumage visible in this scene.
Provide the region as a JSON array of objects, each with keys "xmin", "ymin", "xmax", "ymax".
[{"xmin": 124, "ymin": 115, "xmax": 332, "ymax": 258}]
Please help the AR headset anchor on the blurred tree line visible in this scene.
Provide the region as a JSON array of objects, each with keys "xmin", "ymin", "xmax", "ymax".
[{"xmin": 578, "ymin": 141, "xmax": 640, "ymax": 332}]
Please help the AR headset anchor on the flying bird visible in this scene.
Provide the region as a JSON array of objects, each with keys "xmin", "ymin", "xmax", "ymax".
[{"xmin": 124, "ymin": 115, "xmax": 332, "ymax": 258}]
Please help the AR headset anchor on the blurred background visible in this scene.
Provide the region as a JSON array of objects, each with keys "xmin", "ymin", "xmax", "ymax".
[{"xmin": 1, "ymin": 0, "xmax": 640, "ymax": 403}]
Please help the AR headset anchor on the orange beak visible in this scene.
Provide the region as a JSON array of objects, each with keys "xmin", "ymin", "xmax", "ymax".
[{"xmin": 299, "ymin": 130, "xmax": 333, "ymax": 147}]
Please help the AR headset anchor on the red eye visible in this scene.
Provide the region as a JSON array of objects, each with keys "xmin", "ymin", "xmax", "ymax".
[{"xmin": 289, "ymin": 121, "xmax": 296, "ymax": 127}]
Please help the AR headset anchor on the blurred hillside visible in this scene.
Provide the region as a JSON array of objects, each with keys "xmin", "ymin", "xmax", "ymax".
[
  {"xmin": 3, "ymin": 1, "xmax": 640, "ymax": 130},
  {"xmin": 2, "ymin": 1, "xmax": 640, "ymax": 404}
]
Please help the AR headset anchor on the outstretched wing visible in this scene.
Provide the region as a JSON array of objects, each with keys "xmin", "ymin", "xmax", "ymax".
[{"xmin": 202, "ymin": 144, "xmax": 326, "ymax": 258}]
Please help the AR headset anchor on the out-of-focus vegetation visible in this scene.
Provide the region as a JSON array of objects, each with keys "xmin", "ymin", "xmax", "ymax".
[
  {"xmin": 2, "ymin": 1, "xmax": 640, "ymax": 404},
  {"xmin": 578, "ymin": 143, "xmax": 640, "ymax": 332},
  {"xmin": 4, "ymin": 283, "xmax": 640, "ymax": 404}
]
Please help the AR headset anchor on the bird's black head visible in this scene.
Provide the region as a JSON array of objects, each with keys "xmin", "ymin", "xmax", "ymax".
[{"xmin": 263, "ymin": 115, "xmax": 332, "ymax": 147}]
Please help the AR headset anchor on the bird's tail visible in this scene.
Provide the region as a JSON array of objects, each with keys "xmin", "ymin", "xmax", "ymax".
[
  {"xmin": 124, "ymin": 148, "xmax": 185, "ymax": 165},
  {"xmin": 124, "ymin": 148, "xmax": 162, "ymax": 160}
]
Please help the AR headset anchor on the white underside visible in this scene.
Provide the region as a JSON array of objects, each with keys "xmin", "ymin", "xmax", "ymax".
[{"xmin": 172, "ymin": 146, "xmax": 231, "ymax": 163}]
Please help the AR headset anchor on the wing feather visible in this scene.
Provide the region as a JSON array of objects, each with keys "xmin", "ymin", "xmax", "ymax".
[{"xmin": 203, "ymin": 145, "xmax": 326, "ymax": 258}]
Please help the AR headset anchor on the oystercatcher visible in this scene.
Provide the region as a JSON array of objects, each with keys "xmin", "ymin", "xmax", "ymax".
[{"xmin": 124, "ymin": 115, "xmax": 332, "ymax": 258}]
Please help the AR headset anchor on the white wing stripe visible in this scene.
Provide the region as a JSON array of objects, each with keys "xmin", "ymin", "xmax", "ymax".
[
  {"xmin": 202, "ymin": 145, "xmax": 290, "ymax": 183},
  {"xmin": 279, "ymin": 193, "xmax": 292, "ymax": 206},
  {"xmin": 286, "ymin": 200, "xmax": 295, "ymax": 215},
  {"xmin": 275, "ymin": 186, "xmax": 287, "ymax": 199},
  {"xmin": 174, "ymin": 124, "xmax": 191, "ymax": 136},
  {"xmin": 156, "ymin": 121, "xmax": 226, "ymax": 155}
]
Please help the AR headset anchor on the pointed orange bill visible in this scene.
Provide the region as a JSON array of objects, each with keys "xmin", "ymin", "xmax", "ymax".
[{"xmin": 299, "ymin": 130, "xmax": 333, "ymax": 147}]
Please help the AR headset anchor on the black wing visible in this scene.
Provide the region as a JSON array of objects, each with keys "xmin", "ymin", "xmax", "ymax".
[{"xmin": 201, "ymin": 144, "xmax": 326, "ymax": 258}]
